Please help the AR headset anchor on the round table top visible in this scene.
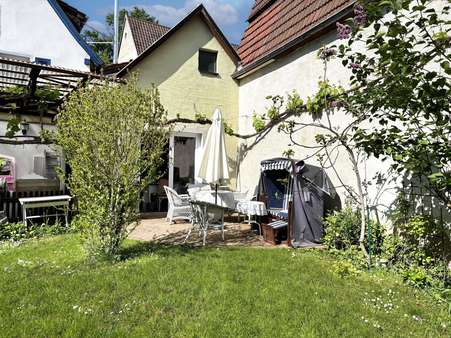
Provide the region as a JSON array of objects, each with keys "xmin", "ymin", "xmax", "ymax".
[
  {"xmin": 236, "ymin": 200, "xmax": 267, "ymax": 216},
  {"xmin": 193, "ymin": 190, "xmax": 236, "ymax": 209}
]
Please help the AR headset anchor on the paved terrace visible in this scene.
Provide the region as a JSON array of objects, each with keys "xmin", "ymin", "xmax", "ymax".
[{"xmin": 130, "ymin": 213, "xmax": 272, "ymax": 247}]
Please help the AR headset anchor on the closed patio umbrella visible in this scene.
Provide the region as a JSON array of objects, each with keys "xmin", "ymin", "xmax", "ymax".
[{"xmin": 198, "ymin": 108, "xmax": 229, "ymax": 204}]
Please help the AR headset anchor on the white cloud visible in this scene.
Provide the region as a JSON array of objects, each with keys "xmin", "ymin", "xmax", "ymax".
[{"xmin": 127, "ymin": 0, "xmax": 240, "ymax": 28}]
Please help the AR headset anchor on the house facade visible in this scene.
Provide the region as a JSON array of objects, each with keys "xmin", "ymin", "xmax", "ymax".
[
  {"xmin": 0, "ymin": 0, "xmax": 102, "ymax": 193},
  {"xmin": 233, "ymin": 0, "xmax": 388, "ymax": 214},
  {"xmin": 234, "ymin": 0, "xmax": 448, "ymax": 216},
  {"xmin": 117, "ymin": 5, "xmax": 240, "ymax": 195},
  {"xmin": 0, "ymin": 0, "xmax": 102, "ymax": 70}
]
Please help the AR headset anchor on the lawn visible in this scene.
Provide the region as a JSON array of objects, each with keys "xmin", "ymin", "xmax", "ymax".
[{"xmin": 0, "ymin": 235, "xmax": 449, "ymax": 337}]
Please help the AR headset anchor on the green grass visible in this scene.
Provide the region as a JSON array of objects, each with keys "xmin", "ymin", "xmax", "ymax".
[{"xmin": 0, "ymin": 235, "xmax": 449, "ymax": 337}]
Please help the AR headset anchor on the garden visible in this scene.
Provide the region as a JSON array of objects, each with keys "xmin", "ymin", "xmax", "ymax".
[
  {"xmin": 0, "ymin": 235, "xmax": 449, "ymax": 337},
  {"xmin": 0, "ymin": 1, "xmax": 450, "ymax": 337}
]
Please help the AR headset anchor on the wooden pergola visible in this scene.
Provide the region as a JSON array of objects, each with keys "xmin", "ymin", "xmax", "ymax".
[{"xmin": 0, "ymin": 57, "xmax": 114, "ymax": 144}]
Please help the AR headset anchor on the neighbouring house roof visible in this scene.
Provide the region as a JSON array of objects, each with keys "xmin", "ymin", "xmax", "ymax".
[
  {"xmin": 126, "ymin": 16, "xmax": 171, "ymax": 55},
  {"xmin": 0, "ymin": 57, "xmax": 112, "ymax": 117},
  {"xmin": 235, "ymin": 0, "xmax": 355, "ymax": 78},
  {"xmin": 56, "ymin": 0, "xmax": 88, "ymax": 32},
  {"xmin": 117, "ymin": 4, "xmax": 239, "ymax": 77},
  {"xmin": 248, "ymin": 0, "xmax": 275, "ymax": 21},
  {"xmin": 47, "ymin": 0, "xmax": 103, "ymax": 66}
]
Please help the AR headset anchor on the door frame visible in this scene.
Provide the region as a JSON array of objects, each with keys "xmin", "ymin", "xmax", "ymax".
[{"xmin": 168, "ymin": 131, "xmax": 204, "ymax": 189}]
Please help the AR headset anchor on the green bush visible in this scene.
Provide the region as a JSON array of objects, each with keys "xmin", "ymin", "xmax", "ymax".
[
  {"xmin": 0, "ymin": 221, "xmax": 70, "ymax": 242},
  {"xmin": 401, "ymin": 266, "xmax": 433, "ymax": 289},
  {"xmin": 323, "ymin": 205, "xmax": 449, "ymax": 296},
  {"xmin": 332, "ymin": 260, "xmax": 360, "ymax": 278},
  {"xmin": 323, "ymin": 205, "xmax": 361, "ymax": 250},
  {"xmin": 381, "ymin": 215, "xmax": 449, "ymax": 293},
  {"xmin": 56, "ymin": 77, "xmax": 168, "ymax": 260}
]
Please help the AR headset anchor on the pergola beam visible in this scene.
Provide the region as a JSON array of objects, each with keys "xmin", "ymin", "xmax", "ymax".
[{"xmin": 27, "ymin": 68, "xmax": 41, "ymax": 96}]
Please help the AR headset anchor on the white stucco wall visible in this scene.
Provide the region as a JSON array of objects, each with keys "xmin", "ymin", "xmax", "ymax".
[
  {"xmin": 118, "ymin": 17, "xmax": 138, "ymax": 63},
  {"xmin": 0, "ymin": 0, "xmax": 90, "ymax": 70},
  {"xmin": 237, "ymin": 1, "xmax": 448, "ymax": 218},
  {"xmin": 237, "ymin": 30, "xmax": 396, "ymax": 215}
]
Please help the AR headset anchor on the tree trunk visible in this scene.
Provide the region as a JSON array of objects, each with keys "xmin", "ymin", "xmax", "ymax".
[{"xmin": 346, "ymin": 147, "xmax": 371, "ymax": 266}]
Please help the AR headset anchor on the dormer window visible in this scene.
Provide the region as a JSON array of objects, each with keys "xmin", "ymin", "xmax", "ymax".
[{"xmin": 199, "ymin": 49, "xmax": 218, "ymax": 75}]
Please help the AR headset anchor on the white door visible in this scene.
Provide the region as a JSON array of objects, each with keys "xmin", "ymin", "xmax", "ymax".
[{"xmin": 168, "ymin": 132, "xmax": 203, "ymax": 193}]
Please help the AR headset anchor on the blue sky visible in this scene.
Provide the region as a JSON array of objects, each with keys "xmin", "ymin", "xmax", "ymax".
[{"xmin": 66, "ymin": 0, "xmax": 254, "ymax": 44}]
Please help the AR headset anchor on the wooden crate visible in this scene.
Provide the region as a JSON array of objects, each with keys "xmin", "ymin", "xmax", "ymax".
[
  {"xmin": 261, "ymin": 202, "xmax": 292, "ymax": 246},
  {"xmin": 261, "ymin": 223, "xmax": 288, "ymax": 245},
  {"xmin": 261, "ymin": 223, "xmax": 277, "ymax": 245}
]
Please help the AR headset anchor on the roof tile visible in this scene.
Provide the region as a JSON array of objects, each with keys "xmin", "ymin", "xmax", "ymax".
[
  {"xmin": 127, "ymin": 16, "xmax": 170, "ymax": 55},
  {"xmin": 239, "ymin": 0, "xmax": 355, "ymax": 68}
]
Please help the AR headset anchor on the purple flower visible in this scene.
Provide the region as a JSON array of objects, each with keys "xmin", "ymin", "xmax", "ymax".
[
  {"xmin": 350, "ymin": 63, "xmax": 361, "ymax": 69},
  {"xmin": 354, "ymin": 4, "xmax": 367, "ymax": 26},
  {"xmin": 337, "ymin": 22, "xmax": 352, "ymax": 40}
]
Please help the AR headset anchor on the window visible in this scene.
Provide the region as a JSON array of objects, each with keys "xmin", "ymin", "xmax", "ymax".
[
  {"xmin": 198, "ymin": 49, "xmax": 217, "ymax": 74},
  {"xmin": 34, "ymin": 57, "xmax": 51, "ymax": 66}
]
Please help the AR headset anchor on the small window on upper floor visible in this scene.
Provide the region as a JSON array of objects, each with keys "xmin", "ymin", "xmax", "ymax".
[
  {"xmin": 35, "ymin": 57, "xmax": 51, "ymax": 66},
  {"xmin": 199, "ymin": 49, "xmax": 218, "ymax": 75}
]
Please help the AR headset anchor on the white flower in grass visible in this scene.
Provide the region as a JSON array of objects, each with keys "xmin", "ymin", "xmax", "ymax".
[{"xmin": 412, "ymin": 315, "xmax": 423, "ymax": 322}]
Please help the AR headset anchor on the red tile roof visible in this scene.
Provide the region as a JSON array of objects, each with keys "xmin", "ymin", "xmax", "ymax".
[
  {"xmin": 248, "ymin": 0, "xmax": 276, "ymax": 21},
  {"xmin": 238, "ymin": 0, "xmax": 355, "ymax": 69},
  {"xmin": 127, "ymin": 16, "xmax": 170, "ymax": 55},
  {"xmin": 118, "ymin": 5, "xmax": 239, "ymax": 77}
]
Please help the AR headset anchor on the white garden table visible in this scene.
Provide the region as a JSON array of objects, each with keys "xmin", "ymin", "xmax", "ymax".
[
  {"xmin": 192, "ymin": 190, "xmax": 236, "ymax": 209},
  {"xmin": 19, "ymin": 195, "xmax": 72, "ymax": 227},
  {"xmin": 236, "ymin": 200, "xmax": 267, "ymax": 235}
]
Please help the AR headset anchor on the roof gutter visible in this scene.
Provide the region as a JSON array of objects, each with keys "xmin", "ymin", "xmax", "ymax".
[{"xmin": 232, "ymin": 3, "xmax": 355, "ymax": 80}]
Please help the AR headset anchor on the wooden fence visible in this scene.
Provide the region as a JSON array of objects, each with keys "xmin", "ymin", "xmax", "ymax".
[{"xmin": 0, "ymin": 190, "xmax": 69, "ymax": 222}]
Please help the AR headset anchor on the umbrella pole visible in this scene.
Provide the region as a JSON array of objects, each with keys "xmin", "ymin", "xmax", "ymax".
[{"xmin": 215, "ymin": 183, "xmax": 218, "ymax": 205}]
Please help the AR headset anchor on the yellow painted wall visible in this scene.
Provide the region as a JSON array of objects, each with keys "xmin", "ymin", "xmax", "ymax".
[{"xmin": 126, "ymin": 14, "xmax": 240, "ymax": 185}]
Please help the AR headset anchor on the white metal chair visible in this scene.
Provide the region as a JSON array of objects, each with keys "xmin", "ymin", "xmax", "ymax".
[
  {"xmin": 185, "ymin": 200, "xmax": 225, "ymax": 246},
  {"xmin": 163, "ymin": 186, "xmax": 192, "ymax": 224}
]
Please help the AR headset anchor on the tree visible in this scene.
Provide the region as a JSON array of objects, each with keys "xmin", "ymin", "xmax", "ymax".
[
  {"xmin": 253, "ymin": 48, "xmax": 373, "ymax": 262},
  {"xmin": 82, "ymin": 7, "xmax": 158, "ymax": 64},
  {"xmin": 338, "ymin": 0, "xmax": 450, "ymax": 207},
  {"xmin": 56, "ymin": 78, "xmax": 168, "ymax": 259}
]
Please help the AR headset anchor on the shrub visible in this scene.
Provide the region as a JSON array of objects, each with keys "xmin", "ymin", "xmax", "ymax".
[
  {"xmin": 382, "ymin": 216, "xmax": 449, "ymax": 269},
  {"xmin": 323, "ymin": 205, "xmax": 361, "ymax": 250},
  {"xmin": 332, "ymin": 260, "xmax": 360, "ymax": 278},
  {"xmin": 401, "ymin": 266, "xmax": 433, "ymax": 289},
  {"xmin": 381, "ymin": 215, "xmax": 450, "ymax": 293},
  {"xmin": 56, "ymin": 77, "xmax": 168, "ymax": 260},
  {"xmin": 0, "ymin": 221, "xmax": 69, "ymax": 242}
]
